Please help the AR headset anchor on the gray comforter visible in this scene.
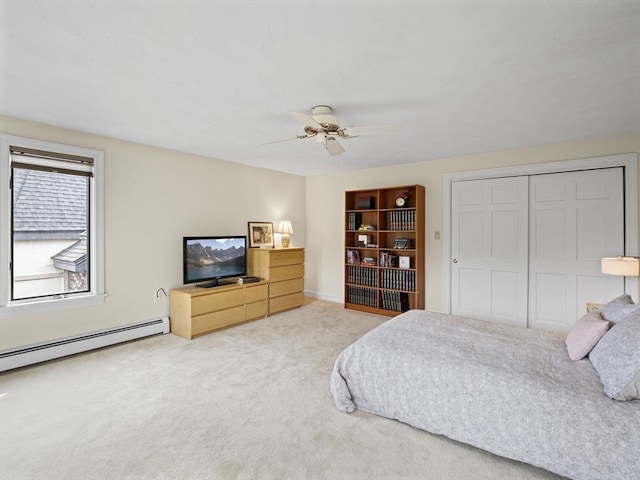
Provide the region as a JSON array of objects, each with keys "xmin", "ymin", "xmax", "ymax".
[{"xmin": 331, "ymin": 310, "xmax": 640, "ymax": 480}]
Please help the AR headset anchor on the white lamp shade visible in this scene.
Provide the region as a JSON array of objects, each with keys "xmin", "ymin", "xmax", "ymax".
[
  {"xmin": 601, "ymin": 256, "xmax": 640, "ymax": 276},
  {"xmin": 278, "ymin": 220, "xmax": 293, "ymax": 234}
]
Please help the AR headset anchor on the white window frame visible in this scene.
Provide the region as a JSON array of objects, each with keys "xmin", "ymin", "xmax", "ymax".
[{"xmin": 0, "ymin": 134, "xmax": 105, "ymax": 318}]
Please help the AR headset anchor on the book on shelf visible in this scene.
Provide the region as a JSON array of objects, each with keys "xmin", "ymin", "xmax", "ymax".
[
  {"xmin": 347, "ymin": 285, "xmax": 378, "ymax": 308},
  {"xmin": 380, "ymin": 269, "xmax": 416, "ymax": 291},
  {"xmin": 393, "ymin": 238, "xmax": 412, "ymax": 249},
  {"xmin": 379, "ymin": 251, "xmax": 398, "ymax": 267},
  {"xmin": 346, "ymin": 265, "xmax": 378, "ymax": 287},
  {"xmin": 381, "ymin": 290, "xmax": 410, "ymax": 312},
  {"xmin": 358, "ymin": 196, "xmax": 376, "ymax": 209},
  {"xmin": 400, "ymin": 293, "xmax": 410, "ymax": 312},
  {"xmin": 347, "ymin": 212, "xmax": 363, "ymax": 231},
  {"xmin": 346, "ymin": 249, "xmax": 361, "ymax": 265},
  {"xmin": 388, "ymin": 209, "xmax": 416, "ymax": 231}
]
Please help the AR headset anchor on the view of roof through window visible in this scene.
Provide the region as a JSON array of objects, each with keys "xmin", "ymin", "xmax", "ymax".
[{"xmin": 11, "ymin": 168, "xmax": 88, "ymax": 300}]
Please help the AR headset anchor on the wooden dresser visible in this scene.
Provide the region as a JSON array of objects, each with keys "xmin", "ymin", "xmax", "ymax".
[
  {"xmin": 170, "ymin": 281, "xmax": 268, "ymax": 339},
  {"xmin": 248, "ymin": 247, "xmax": 305, "ymax": 314}
]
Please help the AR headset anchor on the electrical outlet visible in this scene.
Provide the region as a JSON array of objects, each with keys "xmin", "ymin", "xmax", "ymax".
[{"xmin": 434, "ymin": 231, "xmax": 440, "ymax": 240}]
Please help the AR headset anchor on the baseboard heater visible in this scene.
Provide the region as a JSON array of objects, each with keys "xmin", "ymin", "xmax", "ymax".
[{"xmin": 0, "ymin": 316, "xmax": 170, "ymax": 372}]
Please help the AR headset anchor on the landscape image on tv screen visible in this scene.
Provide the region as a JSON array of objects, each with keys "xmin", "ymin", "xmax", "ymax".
[{"xmin": 185, "ymin": 237, "xmax": 246, "ymax": 282}]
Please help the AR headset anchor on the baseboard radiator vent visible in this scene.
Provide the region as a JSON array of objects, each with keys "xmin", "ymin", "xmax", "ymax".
[{"xmin": 0, "ymin": 316, "xmax": 170, "ymax": 372}]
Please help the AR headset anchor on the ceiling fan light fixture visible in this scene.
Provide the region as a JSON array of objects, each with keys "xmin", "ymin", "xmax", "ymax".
[
  {"xmin": 310, "ymin": 105, "xmax": 340, "ymax": 131},
  {"xmin": 266, "ymin": 105, "xmax": 402, "ymax": 156},
  {"xmin": 303, "ymin": 126, "xmax": 318, "ymax": 136}
]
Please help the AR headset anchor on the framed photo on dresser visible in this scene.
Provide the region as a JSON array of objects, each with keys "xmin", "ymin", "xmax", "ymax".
[{"xmin": 248, "ymin": 221, "xmax": 274, "ymax": 248}]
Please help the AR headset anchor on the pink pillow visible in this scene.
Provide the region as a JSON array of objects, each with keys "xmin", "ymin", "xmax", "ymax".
[{"xmin": 565, "ymin": 311, "xmax": 610, "ymax": 361}]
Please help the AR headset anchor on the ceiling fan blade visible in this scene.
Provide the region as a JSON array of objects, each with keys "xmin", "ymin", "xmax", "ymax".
[
  {"xmin": 258, "ymin": 135, "xmax": 309, "ymax": 146},
  {"xmin": 324, "ymin": 136, "xmax": 345, "ymax": 156},
  {"xmin": 289, "ymin": 112, "xmax": 324, "ymax": 130},
  {"xmin": 342, "ymin": 125, "xmax": 402, "ymax": 137}
]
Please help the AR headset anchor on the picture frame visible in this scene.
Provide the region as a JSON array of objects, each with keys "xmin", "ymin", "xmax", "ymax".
[{"xmin": 248, "ymin": 221, "xmax": 274, "ymax": 248}]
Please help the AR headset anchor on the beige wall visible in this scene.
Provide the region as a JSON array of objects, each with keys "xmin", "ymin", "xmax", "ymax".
[
  {"xmin": 0, "ymin": 116, "xmax": 306, "ymax": 350},
  {"xmin": 305, "ymin": 133, "xmax": 640, "ymax": 311},
  {"xmin": 2, "ymin": 114, "xmax": 638, "ymax": 351}
]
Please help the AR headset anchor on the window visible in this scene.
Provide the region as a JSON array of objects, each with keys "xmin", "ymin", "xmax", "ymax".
[{"xmin": 0, "ymin": 135, "xmax": 105, "ymax": 317}]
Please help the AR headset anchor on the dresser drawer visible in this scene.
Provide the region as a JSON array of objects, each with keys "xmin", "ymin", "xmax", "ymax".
[
  {"xmin": 269, "ymin": 278, "xmax": 304, "ymax": 298},
  {"xmin": 269, "ymin": 292, "xmax": 304, "ymax": 314},
  {"xmin": 246, "ymin": 283, "xmax": 268, "ymax": 303},
  {"xmin": 269, "ymin": 249, "xmax": 304, "ymax": 267},
  {"xmin": 191, "ymin": 288, "xmax": 245, "ymax": 316},
  {"xmin": 269, "ymin": 264, "xmax": 304, "ymax": 283},
  {"xmin": 192, "ymin": 305, "xmax": 245, "ymax": 336},
  {"xmin": 246, "ymin": 300, "xmax": 268, "ymax": 320}
]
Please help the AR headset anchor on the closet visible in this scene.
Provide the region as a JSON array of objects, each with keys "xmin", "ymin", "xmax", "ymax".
[{"xmin": 450, "ymin": 167, "xmax": 625, "ymax": 332}]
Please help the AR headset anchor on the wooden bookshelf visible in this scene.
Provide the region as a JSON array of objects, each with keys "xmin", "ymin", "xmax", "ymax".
[{"xmin": 345, "ymin": 185, "xmax": 425, "ymax": 315}]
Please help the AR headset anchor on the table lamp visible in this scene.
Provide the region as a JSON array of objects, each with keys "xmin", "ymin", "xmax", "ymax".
[
  {"xmin": 278, "ymin": 220, "xmax": 293, "ymax": 248},
  {"xmin": 601, "ymin": 256, "xmax": 640, "ymax": 276}
]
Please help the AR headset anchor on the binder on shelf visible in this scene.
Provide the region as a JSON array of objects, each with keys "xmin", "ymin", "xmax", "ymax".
[
  {"xmin": 358, "ymin": 196, "xmax": 376, "ymax": 209},
  {"xmin": 347, "ymin": 212, "xmax": 363, "ymax": 230}
]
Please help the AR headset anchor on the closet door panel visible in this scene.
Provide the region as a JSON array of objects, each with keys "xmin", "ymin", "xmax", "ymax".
[
  {"xmin": 528, "ymin": 168, "xmax": 624, "ymax": 332},
  {"xmin": 451, "ymin": 176, "xmax": 528, "ymax": 327}
]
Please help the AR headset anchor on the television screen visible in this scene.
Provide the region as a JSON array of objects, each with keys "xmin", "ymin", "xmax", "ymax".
[{"xmin": 183, "ymin": 236, "xmax": 247, "ymax": 287}]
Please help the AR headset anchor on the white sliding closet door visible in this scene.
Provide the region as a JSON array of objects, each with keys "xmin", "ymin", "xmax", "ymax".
[
  {"xmin": 451, "ymin": 167, "xmax": 625, "ymax": 332},
  {"xmin": 451, "ymin": 176, "xmax": 529, "ymax": 327},
  {"xmin": 528, "ymin": 168, "xmax": 624, "ymax": 332}
]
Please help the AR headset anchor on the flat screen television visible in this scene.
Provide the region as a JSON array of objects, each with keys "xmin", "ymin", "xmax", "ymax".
[{"xmin": 183, "ymin": 236, "xmax": 247, "ymax": 287}]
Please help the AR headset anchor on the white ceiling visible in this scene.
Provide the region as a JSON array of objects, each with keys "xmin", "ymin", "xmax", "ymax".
[{"xmin": 1, "ymin": 1, "xmax": 639, "ymax": 176}]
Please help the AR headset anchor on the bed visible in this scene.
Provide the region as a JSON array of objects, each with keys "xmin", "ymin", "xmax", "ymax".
[{"xmin": 330, "ymin": 307, "xmax": 640, "ymax": 480}]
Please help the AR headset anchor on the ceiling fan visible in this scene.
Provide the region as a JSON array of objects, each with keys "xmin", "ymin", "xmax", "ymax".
[{"xmin": 263, "ymin": 105, "xmax": 401, "ymax": 156}]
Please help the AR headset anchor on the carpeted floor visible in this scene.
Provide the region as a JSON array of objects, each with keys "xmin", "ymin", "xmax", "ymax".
[{"xmin": 0, "ymin": 299, "xmax": 562, "ymax": 480}]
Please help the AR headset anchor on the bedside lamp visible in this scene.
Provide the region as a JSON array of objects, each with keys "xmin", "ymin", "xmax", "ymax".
[
  {"xmin": 601, "ymin": 256, "xmax": 640, "ymax": 276},
  {"xmin": 278, "ymin": 220, "xmax": 293, "ymax": 248}
]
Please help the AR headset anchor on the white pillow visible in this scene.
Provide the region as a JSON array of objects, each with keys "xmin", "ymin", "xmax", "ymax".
[
  {"xmin": 599, "ymin": 294, "xmax": 640, "ymax": 324},
  {"xmin": 589, "ymin": 309, "xmax": 640, "ymax": 401}
]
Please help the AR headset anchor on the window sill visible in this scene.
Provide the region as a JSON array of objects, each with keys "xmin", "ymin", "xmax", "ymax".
[{"xmin": 0, "ymin": 293, "xmax": 107, "ymax": 319}]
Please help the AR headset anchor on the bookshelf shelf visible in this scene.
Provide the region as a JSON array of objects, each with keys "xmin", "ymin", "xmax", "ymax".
[{"xmin": 344, "ymin": 185, "xmax": 425, "ymax": 316}]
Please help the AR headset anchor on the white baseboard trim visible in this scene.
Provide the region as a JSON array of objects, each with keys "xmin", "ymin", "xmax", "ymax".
[
  {"xmin": 304, "ymin": 290, "xmax": 342, "ymax": 304},
  {"xmin": 0, "ymin": 316, "xmax": 170, "ymax": 372}
]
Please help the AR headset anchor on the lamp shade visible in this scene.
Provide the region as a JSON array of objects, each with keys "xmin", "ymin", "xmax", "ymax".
[
  {"xmin": 278, "ymin": 220, "xmax": 293, "ymax": 234},
  {"xmin": 278, "ymin": 220, "xmax": 293, "ymax": 248},
  {"xmin": 601, "ymin": 256, "xmax": 640, "ymax": 276}
]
